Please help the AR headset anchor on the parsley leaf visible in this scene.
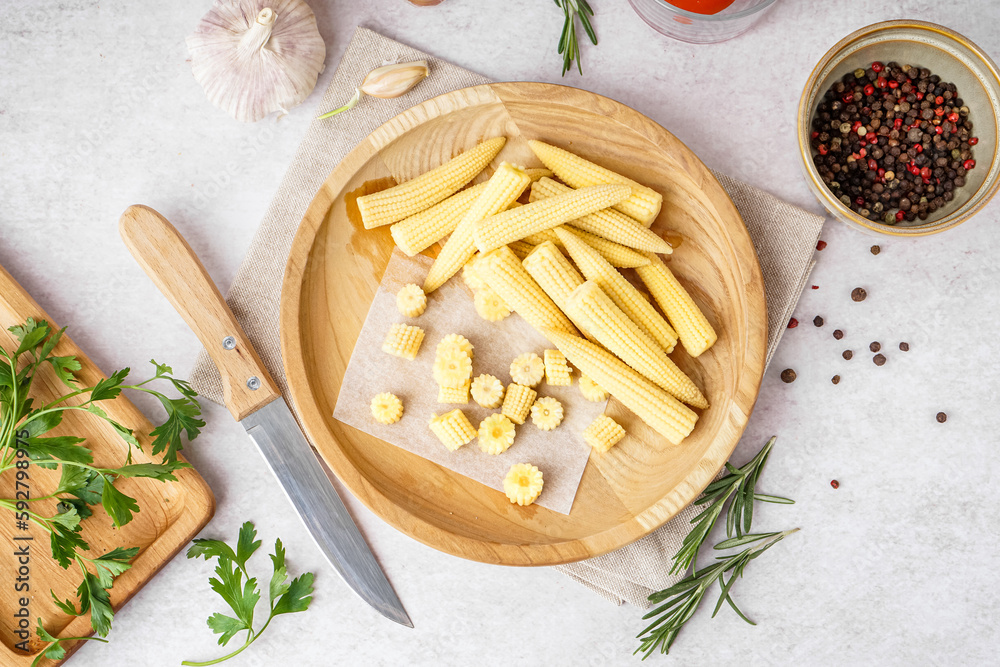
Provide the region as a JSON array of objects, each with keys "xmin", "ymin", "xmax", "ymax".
[
  {"xmin": 89, "ymin": 368, "xmax": 130, "ymax": 402},
  {"xmin": 46, "ymin": 355, "xmax": 81, "ymax": 387},
  {"xmin": 100, "ymin": 477, "xmax": 141, "ymax": 528},
  {"xmin": 92, "ymin": 547, "xmax": 139, "ymax": 589},
  {"xmin": 25, "ymin": 435, "xmax": 92, "ymax": 470}
]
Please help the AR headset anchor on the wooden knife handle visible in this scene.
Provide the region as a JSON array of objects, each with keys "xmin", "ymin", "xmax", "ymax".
[{"xmin": 119, "ymin": 204, "xmax": 281, "ymax": 421}]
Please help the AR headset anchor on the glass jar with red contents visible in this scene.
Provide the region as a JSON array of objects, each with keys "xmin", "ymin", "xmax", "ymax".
[{"xmin": 629, "ymin": 0, "xmax": 778, "ymax": 43}]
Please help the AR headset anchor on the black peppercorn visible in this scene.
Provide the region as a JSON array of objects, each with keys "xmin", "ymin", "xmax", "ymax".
[
  {"xmin": 843, "ymin": 350, "xmax": 853, "ymax": 360},
  {"xmin": 851, "ymin": 287, "xmax": 867, "ymax": 302},
  {"xmin": 780, "ymin": 369, "xmax": 797, "ymax": 383},
  {"xmin": 833, "ymin": 329, "xmax": 844, "ymax": 340}
]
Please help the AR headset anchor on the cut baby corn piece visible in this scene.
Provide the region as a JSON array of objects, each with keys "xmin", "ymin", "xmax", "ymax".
[
  {"xmin": 473, "ymin": 184, "xmax": 631, "ymax": 253},
  {"xmin": 565, "ymin": 281, "xmax": 708, "ymax": 409},
  {"xmin": 382, "ymin": 323, "xmax": 425, "ymax": 360},
  {"xmin": 543, "ymin": 328, "xmax": 697, "ymax": 445},
  {"xmin": 527, "ymin": 140, "xmax": 663, "ymax": 226},
  {"xmin": 424, "ymin": 162, "xmax": 531, "ymax": 293},
  {"xmin": 462, "ymin": 253, "xmax": 487, "ymax": 290},
  {"xmin": 543, "ymin": 349, "xmax": 572, "ymax": 386},
  {"xmin": 501, "ymin": 383, "xmax": 537, "ymax": 425},
  {"xmin": 429, "ymin": 409, "xmax": 476, "ymax": 451},
  {"xmin": 433, "ymin": 347, "xmax": 472, "ymax": 388},
  {"xmin": 554, "ymin": 227, "xmax": 678, "ymax": 354},
  {"xmin": 471, "ymin": 374, "xmax": 505, "ymax": 409},
  {"xmin": 636, "ymin": 252, "xmax": 718, "ymax": 358},
  {"xmin": 370, "ymin": 393, "xmax": 403, "ymax": 425},
  {"xmin": 531, "ymin": 396, "xmax": 564, "ymax": 431},
  {"xmin": 478, "ymin": 414, "xmax": 516, "ymax": 455},
  {"xmin": 437, "ymin": 333, "xmax": 473, "ymax": 356},
  {"xmin": 396, "ymin": 283, "xmax": 427, "ymax": 317},
  {"xmin": 584, "ymin": 415, "xmax": 626, "ymax": 453},
  {"xmin": 579, "ymin": 374, "xmax": 609, "ymax": 402},
  {"xmin": 529, "ymin": 177, "xmax": 672, "ymax": 253},
  {"xmin": 437, "ymin": 380, "xmax": 470, "ymax": 404},
  {"xmin": 358, "ymin": 136, "xmax": 505, "ymax": 229},
  {"xmin": 510, "ymin": 352, "xmax": 545, "ymax": 387},
  {"xmin": 480, "ymin": 246, "xmax": 578, "ymax": 337},
  {"xmin": 503, "ymin": 463, "xmax": 543, "ymax": 506},
  {"xmin": 474, "ymin": 286, "xmax": 511, "ymax": 322},
  {"xmin": 390, "ymin": 182, "xmax": 487, "ymax": 256},
  {"xmin": 524, "ymin": 228, "xmax": 647, "ymax": 269}
]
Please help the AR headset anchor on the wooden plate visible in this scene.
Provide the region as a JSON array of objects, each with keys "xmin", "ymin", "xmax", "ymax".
[
  {"xmin": 280, "ymin": 83, "xmax": 766, "ymax": 566},
  {"xmin": 0, "ymin": 264, "xmax": 214, "ymax": 665}
]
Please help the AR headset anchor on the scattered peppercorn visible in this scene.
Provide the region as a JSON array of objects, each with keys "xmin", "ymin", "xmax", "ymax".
[
  {"xmin": 811, "ymin": 62, "xmax": 977, "ymax": 226},
  {"xmin": 816, "ymin": 240, "xmax": 827, "ymax": 250},
  {"xmin": 813, "ymin": 315, "xmax": 824, "ymax": 327},
  {"xmin": 843, "ymin": 350, "xmax": 853, "ymax": 360},
  {"xmin": 873, "ymin": 353, "xmax": 886, "ymax": 366},
  {"xmin": 830, "ymin": 479, "xmax": 840, "ymax": 489},
  {"xmin": 870, "ymin": 341, "xmax": 881, "ymax": 352},
  {"xmin": 936, "ymin": 411, "xmax": 947, "ymax": 423},
  {"xmin": 780, "ymin": 369, "xmax": 797, "ymax": 383},
  {"xmin": 788, "ymin": 318, "xmax": 799, "ymax": 328},
  {"xmin": 832, "ymin": 375, "xmax": 841, "ymax": 384},
  {"xmin": 870, "ymin": 245, "xmax": 881, "ymax": 255},
  {"xmin": 833, "ymin": 329, "xmax": 844, "ymax": 340},
  {"xmin": 852, "ymin": 287, "xmax": 867, "ymax": 302},
  {"xmin": 899, "ymin": 342, "xmax": 910, "ymax": 351}
]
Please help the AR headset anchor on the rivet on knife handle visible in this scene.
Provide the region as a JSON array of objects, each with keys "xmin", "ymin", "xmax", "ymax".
[{"xmin": 118, "ymin": 204, "xmax": 280, "ymax": 420}]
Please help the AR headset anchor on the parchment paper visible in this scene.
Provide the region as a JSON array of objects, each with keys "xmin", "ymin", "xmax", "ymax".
[{"xmin": 332, "ymin": 249, "xmax": 606, "ymax": 514}]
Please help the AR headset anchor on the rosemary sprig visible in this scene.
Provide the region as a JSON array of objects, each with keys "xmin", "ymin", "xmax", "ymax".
[
  {"xmin": 635, "ymin": 529, "xmax": 799, "ymax": 659},
  {"xmin": 670, "ymin": 436, "xmax": 793, "ymax": 575},
  {"xmin": 553, "ymin": 0, "xmax": 597, "ymax": 76}
]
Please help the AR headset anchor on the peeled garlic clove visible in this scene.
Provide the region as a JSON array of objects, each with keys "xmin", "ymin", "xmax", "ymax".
[
  {"xmin": 360, "ymin": 61, "xmax": 430, "ymax": 99},
  {"xmin": 187, "ymin": 1, "xmax": 326, "ymax": 123}
]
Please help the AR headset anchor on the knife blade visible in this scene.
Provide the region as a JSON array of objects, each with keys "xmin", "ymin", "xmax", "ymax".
[{"xmin": 118, "ymin": 204, "xmax": 412, "ymax": 628}]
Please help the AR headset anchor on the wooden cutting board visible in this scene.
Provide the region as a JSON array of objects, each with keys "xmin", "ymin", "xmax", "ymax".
[{"xmin": 0, "ymin": 263, "xmax": 215, "ymax": 666}]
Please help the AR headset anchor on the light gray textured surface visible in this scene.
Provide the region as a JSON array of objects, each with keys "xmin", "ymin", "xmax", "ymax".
[{"xmin": 1, "ymin": 1, "xmax": 998, "ymax": 665}]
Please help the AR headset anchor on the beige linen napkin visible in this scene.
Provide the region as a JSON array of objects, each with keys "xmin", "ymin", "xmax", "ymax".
[{"xmin": 189, "ymin": 27, "xmax": 825, "ymax": 608}]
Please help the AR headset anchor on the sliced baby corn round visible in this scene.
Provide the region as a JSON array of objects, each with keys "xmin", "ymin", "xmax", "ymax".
[
  {"xmin": 579, "ymin": 374, "xmax": 609, "ymax": 402},
  {"xmin": 357, "ymin": 136, "xmax": 505, "ymax": 229},
  {"xmin": 543, "ymin": 328, "xmax": 697, "ymax": 445},
  {"xmin": 527, "ymin": 140, "xmax": 663, "ymax": 226},
  {"xmin": 543, "ymin": 349, "xmax": 572, "ymax": 386},
  {"xmin": 370, "ymin": 392, "xmax": 403, "ymax": 425},
  {"xmin": 529, "ymin": 177, "xmax": 672, "ymax": 253},
  {"xmin": 437, "ymin": 380, "xmax": 471, "ymax": 404},
  {"xmin": 436, "ymin": 333, "xmax": 473, "ymax": 357},
  {"xmin": 473, "ymin": 183, "xmax": 631, "ymax": 253},
  {"xmin": 530, "ymin": 396, "xmax": 564, "ymax": 431},
  {"xmin": 480, "ymin": 246, "xmax": 578, "ymax": 338},
  {"xmin": 478, "ymin": 413, "xmax": 516, "ymax": 455},
  {"xmin": 423, "ymin": 161, "xmax": 532, "ymax": 293},
  {"xmin": 636, "ymin": 252, "xmax": 718, "ymax": 358},
  {"xmin": 429, "ymin": 409, "xmax": 476, "ymax": 451},
  {"xmin": 503, "ymin": 463, "xmax": 544, "ymax": 506},
  {"xmin": 381, "ymin": 323, "xmax": 425, "ymax": 360},
  {"xmin": 501, "ymin": 383, "xmax": 536, "ymax": 425},
  {"xmin": 471, "ymin": 374, "xmax": 505, "ymax": 409},
  {"xmin": 555, "ymin": 227, "xmax": 678, "ymax": 354},
  {"xmin": 474, "ymin": 286, "xmax": 511, "ymax": 322},
  {"xmin": 433, "ymin": 347, "xmax": 473, "ymax": 388},
  {"xmin": 510, "ymin": 352, "xmax": 544, "ymax": 387},
  {"xmin": 396, "ymin": 283, "xmax": 427, "ymax": 317},
  {"xmin": 584, "ymin": 415, "xmax": 626, "ymax": 453},
  {"xmin": 566, "ymin": 280, "xmax": 708, "ymax": 409},
  {"xmin": 390, "ymin": 182, "xmax": 487, "ymax": 256}
]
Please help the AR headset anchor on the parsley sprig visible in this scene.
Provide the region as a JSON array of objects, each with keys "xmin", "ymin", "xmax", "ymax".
[
  {"xmin": 0, "ymin": 318, "xmax": 204, "ymax": 653},
  {"xmin": 184, "ymin": 522, "xmax": 315, "ymax": 666}
]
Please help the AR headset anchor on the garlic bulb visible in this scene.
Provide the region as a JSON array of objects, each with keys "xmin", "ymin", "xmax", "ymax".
[
  {"xmin": 318, "ymin": 61, "xmax": 429, "ymax": 119},
  {"xmin": 187, "ymin": 0, "xmax": 326, "ymax": 122}
]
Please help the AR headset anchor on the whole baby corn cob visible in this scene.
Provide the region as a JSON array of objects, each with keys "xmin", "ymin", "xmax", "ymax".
[
  {"xmin": 566, "ymin": 281, "xmax": 708, "ymax": 409},
  {"xmin": 507, "ymin": 240, "xmax": 536, "ymax": 260},
  {"xmin": 481, "ymin": 246, "xmax": 578, "ymax": 337},
  {"xmin": 357, "ymin": 136, "xmax": 505, "ymax": 229},
  {"xmin": 543, "ymin": 328, "xmax": 698, "ymax": 445},
  {"xmin": 390, "ymin": 183, "xmax": 486, "ymax": 256},
  {"xmin": 527, "ymin": 140, "xmax": 663, "ymax": 226},
  {"xmin": 523, "ymin": 227, "xmax": 648, "ymax": 269},
  {"xmin": 429, "ymin": 409, "xmax": 476, "ymax": 450},
  {"xmin": 424, "ymin": 162, "xmax": 531, "ymax": 293},
  {"xmin": 529, "ymin": 177, "xmax": 672, "ymax": 253},
  {"xmin": 473, "ymin": 184, "xmax": 631, "ymax": 253},
  {"xmin": 636, "ymin": 252, "xmax": 718, "ymax": 358},
  {"xmin": 554, "ymin": 227, "xmax": 678, "ymax": 354},
  {"xmin": 521, "ymin": 241, "xmax": 596, "ymax": 340}
]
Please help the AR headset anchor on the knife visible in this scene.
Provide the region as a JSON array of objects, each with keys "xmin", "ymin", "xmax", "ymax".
[{"xmin": 119, "ymin": 204, "xmax": 412, "ymax": 628}]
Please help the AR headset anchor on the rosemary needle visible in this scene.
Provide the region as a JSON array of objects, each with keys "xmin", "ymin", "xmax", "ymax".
[{"xmin": 554, "ymin": 0, "xmax": 598, "ymax": 76}]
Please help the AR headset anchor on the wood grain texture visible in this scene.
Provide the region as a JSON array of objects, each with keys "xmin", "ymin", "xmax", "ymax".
[
  {"xmin": 119, "ymin": 205, "xmax": 281, "ymax": 421},
  {"xmin": 0, "ymin": 263, "xmax": 214, "ymax": 666},
  {"xmin": 280, "ymin": 83, "xmax": 767, "ymax": 566}
]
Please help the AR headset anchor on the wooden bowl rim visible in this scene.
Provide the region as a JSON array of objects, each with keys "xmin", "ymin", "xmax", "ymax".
[{"xmin": 279, "ymin": 81, "xmax": 767, "ymax": 566}]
